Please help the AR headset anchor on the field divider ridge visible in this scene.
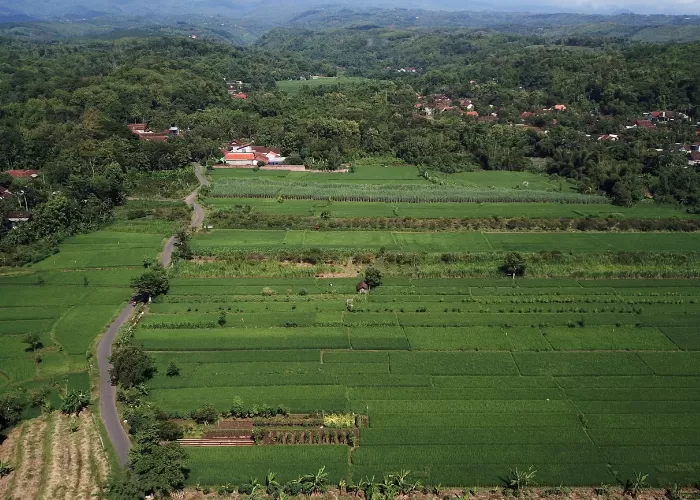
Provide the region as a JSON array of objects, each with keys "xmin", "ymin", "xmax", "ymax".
[
  {"xmin": 550, "ymin": 376, "xmax": 620, "ymax": 485},
  {"xmin": 481, "ymin": 232, "xmax": 495, "ymax": 251}
]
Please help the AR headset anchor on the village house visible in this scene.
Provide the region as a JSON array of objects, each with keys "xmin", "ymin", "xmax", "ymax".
[
  {"xmin": 478, "ymin": 114, "xmax": 498, "ymax": 123},
  {"xmin": 127, "ymin": 123, "xmax": 181, "ymax": 142},
  {"xmin": 223, "ymin": 141, "xmax": 286, "ymax": 166},
  {"xmin": 0, "ymin": 186, "xmax": 12, "ymax": 200},
  {"xmin": 689, "ymin": 151, "xmax": 700, "ymax": 167},
  {"xmin": 7, "ymin": 169, "xmax": 39, "ymax": 179},
  {"xmin": 598, "ymin": 134, "xmax": 620, "ymax": 142},
  {"xmin": 415, "ymin": 94, "xmax": 476, "ymax": 115},
  {"xmin": 356, "ymin": 281, "xmax": 370, "ymax": 294},
  {"xmin": 627, "ymin": 120, "xmax": 655, "ymax": 130},
  {"xmin": 5, "ymin": 211, "xmax": 31, "ymax": 224},
  {"xmin": 457, "ymin": 98, "xmax": 474, "ymax": 110},
  {"xmin": 644, "ymin": 111, "xmax": 690, "ymax": 122}
]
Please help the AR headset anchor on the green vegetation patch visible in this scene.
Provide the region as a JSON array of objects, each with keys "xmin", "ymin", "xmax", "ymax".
[{"xmin": 187, "ymin": 446, "xmax": 350, "ymax": 485}]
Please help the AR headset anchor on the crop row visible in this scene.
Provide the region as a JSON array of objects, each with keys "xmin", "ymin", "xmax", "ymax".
[
  {"xmin": 209, "ymin": 178, "xmax": 607, "ymax": 204},
  {"xmin": 136, "ymin": 324, "xmax": 687, "ymax": 352}
]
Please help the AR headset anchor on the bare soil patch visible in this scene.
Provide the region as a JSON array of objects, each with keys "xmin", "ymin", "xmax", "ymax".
[
  {"xmin": 11, "ymin": 415, "xmax": 47, "ymax": 499},
  {"xmin": 0, "ymin": 422, "xmax": 22, "ymax": 498},
  {"xmin": 316, "ymin": 272, "xmax": 358, "ymax": 278}
]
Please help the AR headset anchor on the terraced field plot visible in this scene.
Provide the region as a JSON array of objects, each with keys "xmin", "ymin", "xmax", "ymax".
[
  {"xmin": 0, "ymin": 410, "xmax": 109, "ymax": 499},
  {"xmin": 137, "ymin": 277, "xmax": 700, "ymax": 486},
  {"xmin": 191, "ymin": 229, "xmax": 700, "ymax": 253},
  {"xmin": 276, "ymin": 76, "xmax": 369, "ymax": 94},
  {"xmin": 0, "ymin": 206, "xmax": 170, "ymax": 401},
  {"xmin": 205, "ymin": 197, "xmax": 689, "ymax": 219}
]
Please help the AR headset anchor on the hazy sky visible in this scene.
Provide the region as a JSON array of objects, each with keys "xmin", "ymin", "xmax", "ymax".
[
  {"xmin": 412, "ymin": 0, "xmax": 700, "ymax": 14},
  {"xmin": 550, "ymin": 0, "xmax": 700, "ymax": 13}
]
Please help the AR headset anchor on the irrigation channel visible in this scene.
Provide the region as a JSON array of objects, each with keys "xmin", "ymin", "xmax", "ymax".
[{"xmin": 97, "ymin": 164, "xmax": 209, "ymax": 465}]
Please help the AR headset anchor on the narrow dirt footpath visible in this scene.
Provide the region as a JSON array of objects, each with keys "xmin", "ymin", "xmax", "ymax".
[{"xmin": 97, "ymin": 164, "xmax": 208, "ymax": 465}]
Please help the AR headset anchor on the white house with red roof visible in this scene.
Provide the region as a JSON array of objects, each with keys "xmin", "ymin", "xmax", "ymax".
[{"xmin": 223, "ymin": 142, "xmax": 286, "ymax": 166}]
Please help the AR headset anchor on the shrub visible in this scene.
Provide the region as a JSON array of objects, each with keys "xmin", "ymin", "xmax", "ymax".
[
  {"xmin": 190, "ymin": 404, "xmax": 219, "ymax": 425},
  {"xmin": 230, "ymin": 397, "xmax": 247, "ymax": 419},
  {"xmin": 23, "ymin": 332, "xmax": 41, "ymax": 352},
  {"xmin": 0, "ymin": 460, "xmax": 13, "ymax": 478},
  {"xmin": 507, "ymin": 466, "xmax": 536, "ymax": 491},
  {"xmin": 323, "ymin": 413, "xmax": 354, "ymax": 428},
  {"xmin": 27, "ymin": 387, "xmax": 49, "ymax": 408},
  {"xmin": 501, "ymin": 252, "xmax": 526, "ymax": 277},
  {"xmin": 130, "ymin": 266, "xmax": 169, "ymax": 300},
  {"xmin": 109, "ymin": 344, "xmax": 156, "ymax": 389},
  {"xmin": 61, "ymin": 389, "xmax": 89, "ymax": 415},
  {"xmin": 166, "ymin": 361, "xmax": 180, "ymax": 377},
  {"xmin": 253, "ymin": 429, "xmax": 265, "ymax": 444},
  {"xmin": 364, "ymin": 267, "xmax": 382, "ymax": 288}
]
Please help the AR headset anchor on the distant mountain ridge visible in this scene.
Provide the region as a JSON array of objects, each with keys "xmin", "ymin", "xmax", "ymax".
[
  {"xmin": 0, "ymin": 0, "xmax": 699, "ymax": 22},
  {"xmin": 0, "ymin": 2, "xmax": 699, "ymax": 44}
]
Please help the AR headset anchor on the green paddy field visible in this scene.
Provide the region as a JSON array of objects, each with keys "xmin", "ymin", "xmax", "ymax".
[{"xmin": 136, "ymin": 276, "xmax": 700, "ymax": 487}]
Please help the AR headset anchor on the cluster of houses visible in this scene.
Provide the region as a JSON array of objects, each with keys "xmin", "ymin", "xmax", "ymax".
[
  {"xmin": 595, "ymin": 135, "xmax": 700, "ymax": 167},
  {"xmin": 127, "ymin": 123, "xmax": 182, "ymax": 142},
  {"xmin": 680, "ymin": 143, "xmax": 700, "ymax": 166},
  {"xmin": 415, "ymin": 94, "xmax": 497, "ymax": 122},
  {"xmin": 520, "ymin": 105, "xmax": 567, "ymax": 120},
  {"xmin": 1, "ymin": 170, "xmax": 40, "ymax": 223},
  {"xmin": 220, "ymin": 140, "xmax": 287, "ymax": 167},
  {"xmin": 415, "ymin": 94, "xmax": 571, "ymax": 124},
  {"xmin": 626, "ymin": 111, "xmax": 691, "ymax": 130},
  {"xmin": 226, "ymin": 80, "xmax": 247, "ymax": 100}
]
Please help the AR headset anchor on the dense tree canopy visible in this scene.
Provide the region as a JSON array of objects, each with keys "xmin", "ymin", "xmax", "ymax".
[
  {"xmin": 109, "ymin": 344, "xmax": 157, "ymax": 389},
  {"xmin": 2, "ymin": 29, "xmax": 700, "ymax": 264}
]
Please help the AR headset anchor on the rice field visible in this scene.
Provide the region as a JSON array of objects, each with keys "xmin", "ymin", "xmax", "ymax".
[
  {"xmin": 205, "ymin": 197, "xmax": 689, "ymax": 219},
  {"xmin": 209, "ymin": 177, "xmax": 607, "ymax": 204},
  {"xmin": 137, "ymin": 277, "xmax": 700, "ymax": 487},
  {"xmin": 190, "ymin": 229, "xmax": 700, "ymax": 253},
  {"xmin": 276, "ymin": 77, "xmax": 369, "ymax": 94},
  {"xmin": 0, "ymin": 222, "xmax": 163, "ymax": 397}
]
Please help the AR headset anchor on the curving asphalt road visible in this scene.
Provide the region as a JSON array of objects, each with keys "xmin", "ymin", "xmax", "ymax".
[{"xmin": 97, "ymin": 164, "xmax": 209, "ymax": 465}]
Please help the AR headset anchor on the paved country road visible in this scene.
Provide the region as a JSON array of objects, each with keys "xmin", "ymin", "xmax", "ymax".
[{"xmin": 97, "ymin": 164, "xmax": 208, "ymax": 465}]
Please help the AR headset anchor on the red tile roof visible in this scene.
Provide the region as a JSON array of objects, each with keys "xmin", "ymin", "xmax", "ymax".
[
  {"xmin": 690, "ymin": 152, "xmax": 700, "ymax": 161},
  {"xmin": 7, "ymin": 170, "xmax": 39, "ymax": 178},
  {"xmin": 521, "ymin": 112, "xmax": 534, "ymax": 120},
  {"xmin": 224, "ymin": 152, "xmax": 255, "ymax": 160},
  {"xmin": 252, "ymin": 146, "xmax": 281, "ymax": 156},
  {"xmin": 635, "ymin": 120, "xmax": 655, "ymax": 128},
  {"xmin": 141, "ymin": 135, "xmax": 168, "ymax": 142}
]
